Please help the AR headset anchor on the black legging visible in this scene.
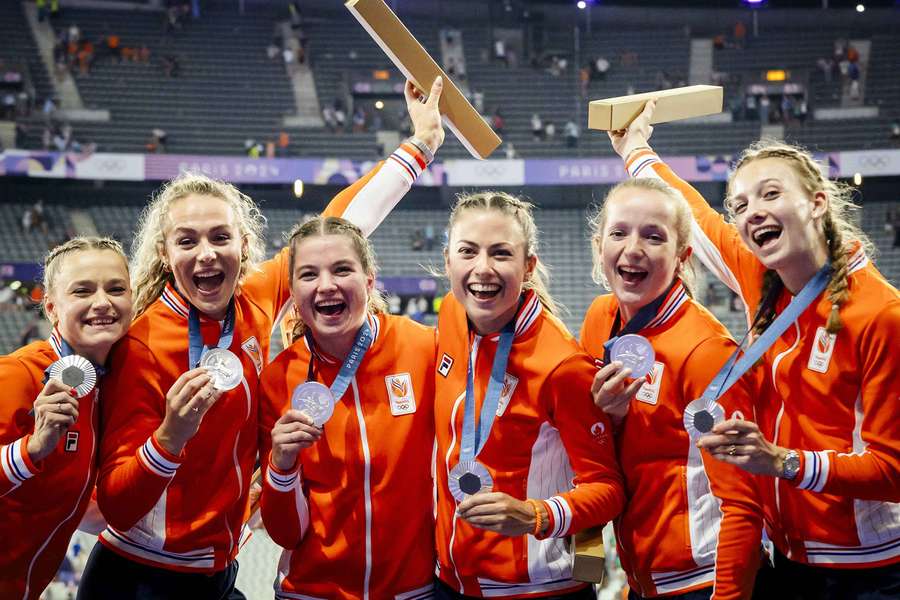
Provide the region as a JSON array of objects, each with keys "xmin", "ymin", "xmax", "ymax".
[{"xmin": 76, "ymin": 542, "xmax": 246, "ymax": 600}]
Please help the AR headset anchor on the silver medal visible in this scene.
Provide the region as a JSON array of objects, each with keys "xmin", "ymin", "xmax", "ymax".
[
  {"xmin": 200, "ymin": 348, "xmax": 243, "ymax": 391},
  {"xmin": 448, "ymin": 460, "xmax": 493, "ymax": 502},
  {"xmin": 291, "ymin": 381, "xmax": 335, "ymax": 427},
  {"xmin": 48, "ymin": 355, "xmax": 97, "ymax": 399},
  {"xmin": 610, "ymin": 334, "xmax": 656, "ymax": 379},
  {"xmin": 683, "ymin": 398, "xmax": 725, "ymax": 439}
]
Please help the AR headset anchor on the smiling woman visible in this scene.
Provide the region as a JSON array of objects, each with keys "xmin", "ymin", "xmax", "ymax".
[
  {"xmin": 608, "ymin": 101, "xmax": 900, "ymax": 599},
  {"xmin": 1, "ymin": 237, "xmax": 132, "ymax": 600}
]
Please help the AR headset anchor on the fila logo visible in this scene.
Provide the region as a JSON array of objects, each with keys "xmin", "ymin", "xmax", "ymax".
[
  {"xmin": 65, "ymin": 431, "xmax": 79, "ymax": 452},
  {"xmin": 241, "ymin": 336, "xmax": 263, "ymax": 375},
  {"xmin": 807, "ymin": 327, "xmax": 836, "ymax": 373},
  {"xmin": 635, "ymin": 362, "xmax": 664, "ymax": 405},
  {"xmin": 437, "ymin": 353, "xmax": 454, "ymax": 377},
  {"xmin": 385, "ymin": 373, "xmax": 416, "ymax": 416},
  {"xmin": 495, "ymin": 373, "xmax": 519, "ymax": 417}
]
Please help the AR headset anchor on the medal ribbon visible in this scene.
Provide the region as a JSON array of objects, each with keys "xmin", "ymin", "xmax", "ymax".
[
  {"xmin": 188, "ymin": 299, "xmax": 236, "ymax": 368},
  {"xmin": 305, "ymin": 319, "xmax": 373, "ymax": 401},
  {"xmin": 698, "ymin": 263, "xmax": 832, "ymax": 405},
  {"xmin": 459, "ymin": 318, "xmax": 516, "ymax": 462},
  {"xmin": 602, "ymin": 281, "xmax": 677, "ymax": 364}
]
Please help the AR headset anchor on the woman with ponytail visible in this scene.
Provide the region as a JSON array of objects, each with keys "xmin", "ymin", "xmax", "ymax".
[{"xmin": 605, "ymin": 101, "xmax": 899, "ymax": 599}]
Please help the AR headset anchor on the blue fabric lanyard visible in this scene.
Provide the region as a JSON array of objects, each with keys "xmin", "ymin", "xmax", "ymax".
[
  {"xmin": 602, "ymin": 281, "xmax": 676, "ymax": 364},
  {"xmin": 700, "ymin": 263, "xmax": 832, "ymax": 404},
  {"xmin": 305, "ymin": 319, "xmax": 374, "ymax": 401},
  {"xmin": 188, "ymin": 300, "xmax": 236, "ymax": 368},
  {"xmin": 459, "ymin": 319, "xmax": 516, "ymax": 462}
]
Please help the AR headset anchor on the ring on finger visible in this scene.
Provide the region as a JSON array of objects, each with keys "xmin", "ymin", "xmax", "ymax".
[
  {"xmin": 192, "ymin": 405, "xmax": 200, "ymax": 413},
  {"xmin": 728, "ymin": 444, "xmax": 737, "ymax": 456}
]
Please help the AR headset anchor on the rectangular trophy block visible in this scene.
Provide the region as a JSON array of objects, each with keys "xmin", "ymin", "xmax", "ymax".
[
  {"xmin": 346, "ymin": 0, "xmax": 502, "ymax": 159},
  {"xmin": 588, "ymin": 85, "xmax": 723, "ymax": 131},
  {"xmin": 571, "ymin": 526, "xmax": 606, "ymax": 584}
]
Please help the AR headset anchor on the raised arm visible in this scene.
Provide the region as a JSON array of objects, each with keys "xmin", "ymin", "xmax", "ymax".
[{"xmin": 323, "ymin": 77, "xmax": 445, "ymax": 237}]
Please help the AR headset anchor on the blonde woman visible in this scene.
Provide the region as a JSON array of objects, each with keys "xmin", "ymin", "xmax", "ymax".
[
  {"xmin": 1, "ymin": 238, "xmax": 132, "ymax": 600},
  {"xmin": 76, "ymin": 79, "xmax": 446, "ymax": 599},
  {"xmin": 610, "ymin": 101, "xmax": 899, "ymax": 599}
]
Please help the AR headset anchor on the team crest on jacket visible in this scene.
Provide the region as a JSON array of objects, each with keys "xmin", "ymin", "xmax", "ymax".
[
  {"xmin": 385, "ymin": 373, "xmax": 416, "ymax": 416},
  {"xmin": 590, "ymin": 422, "xmax": 609, "ymax": 445},
  {"xmin": 241, "ymin": 336, "xmax": 263, "ymax": 375},
  {"xmin": 635, "ymin": 362, "xmax": 664, "ymax": 405},
  {"xmin": 807, "ymin": 327, "xmax": 836, "ymax": 373},
  {"xmin": 437, "ymin": 353, "xmax": 454, "ymax": 377},
  {"xmin": 495, "ymin": 373, "xmax": 519, "ymax": 417}
]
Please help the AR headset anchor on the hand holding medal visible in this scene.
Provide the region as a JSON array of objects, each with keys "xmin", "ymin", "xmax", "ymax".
[
  {"xmin": 156, "ymin": 367, "xmax": 222, "ymax": 455},
  {"xmin": 27, "ymin": 376, "xmax": 82, "ymax": 462},
  {"xmin": 590, "ymin": 359, "xmax": 647, "ymax": 424},
  {"xmin": 271, "ymin": 408, "xmax": 324, "ymax": 472}
]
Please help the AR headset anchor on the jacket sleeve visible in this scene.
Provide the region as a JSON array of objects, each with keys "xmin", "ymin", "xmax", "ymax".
[
  {"xmin": 684, "ymin": 336, "xmax": 763, "ymax": 600},
  {"xmin": 257, "ymin": 367, "xmax": 310, "ymax": 549},
  {"xmin": 624, "ymin": 149, "xmax": 765, "ymax": 316},
  {"xmin": 322, "ymin": 142, "xmax": 432, "ymax": 237},
  {"xmin": 96, "ymin": 339, "xmax": 184, "ymax": 531},
  {"xmin": 540, "ymin": 352, "xmax": 625, "ymax": 537},
  {"xmin": 789, "ymin": 300, "xmax": 900, "ymax": 502},
  {"xmin": 0, "ymin": 356, "xmax": 44, "ymax": 496}
]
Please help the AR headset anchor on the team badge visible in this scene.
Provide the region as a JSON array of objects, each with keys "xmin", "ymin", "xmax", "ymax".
[
  {"xmin": 635, "ymin": 362, "xmax": 664, "ymax": 405},
  {"xmin": 385, "ymin": 373, "xmax": 416, "ymax": 416},
  {"xmin": 807, "ymin": 327, "xmax": 836, "ymax": 373},
  {"xmin": 241, "ymin": 336, "xmax": 263, "ymax": 375},
  {"xmin": 494, "ymin": 373, "xmax": 519, "ymax": 417}
]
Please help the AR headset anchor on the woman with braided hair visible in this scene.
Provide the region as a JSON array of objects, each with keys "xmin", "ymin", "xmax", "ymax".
[{"xmin": 605, "ymin": 100, "xmax": 899, "ymax": 599}]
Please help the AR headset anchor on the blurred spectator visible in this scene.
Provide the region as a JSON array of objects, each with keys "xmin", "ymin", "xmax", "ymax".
[
  {"xmin": 322, "ymin": 104, "xmax": 338, "ymax": 131},
  {"xmin": 472, "ymin": 89, "xmax": 484, "ymax": 113},
  {"xmin": 283, "ymin": 47, "xmax": 296, "ymax": 73},
  {"xmin": 244, "ymin": 138, "xmax": 263, "ymax": 158},
  {"xmin": 795, "ymin": 96, "xmax": 808, "ymax": 124},
  {"xmin": 161, "ymin": 54, "xmax": 180, "ymax": 77},
  {"xmin": 531, "ymin": 113, "xmax": 543, "ymax": 141},
  {"xmin": 733, "ymin": 21, "xmax": 746, "ymax": 49},
  {"xmin": 759, "ymin": 95, "xmax": 770, "ymax": 124},
  {"xmin": 334, "ymin": 100, "xmax": 347, "ymax": 130},
  {"xmin": 564, "ymin": 120, "xmax": 579, "ymax": 148},
  {"xmin": 411, "ymin": 229, "xmax": 424, "ymax": 251},
  {"xmin": 544, "ymin": 121, "xmax": 556, "ymax": 140},
  {"xmin": 890, "ymin": 119, "xmax": 900, "ymax": 141},
  {"xmin": 593, "ymin": 56, "xmax": 610, "ymax": 80},
  {"xmin": 352, "ymin": 106, "xmax": 367, "ymax": 133},
  {"xmin": 104, "ymin": 34, "xmax": 122, "ymax": 63},
  {"xmin": 278, "ymin": 130, "xmax": 290, "ymax": 156},
  {"xmin": 491, "ymin": 109, "xmax": 505, "ymax": 135},
  {"xmin": 145, "ymin": 128, "xmax": 168, "ymax": 153},
  {"xmin": 504, "ymin": 142, "xmax": 517, "ymax": 159},
  {"xmin": 493, "ymin": 39, "xmax": 507, "ymax": 66},
  {"xmin": 579, "ymin": 66, "xmax": 589, "ymax": 97},
  {"xmin": 781, "ymin": 95, "xmax": 794, "ymax": 125},
  {"xmin": 76, "ymin": 39, "xmax": 94, "ymax": 76},
  {"xmin": 848, "ymin": 61, "xmax": 861, "ymax": 100},
  {"xmin": 424, "ymin": 224, "xmax": 435, "ymax": 251},
  {"xmin": 266, "ymin": 40, "xmax": 280, "ymax": 60}
]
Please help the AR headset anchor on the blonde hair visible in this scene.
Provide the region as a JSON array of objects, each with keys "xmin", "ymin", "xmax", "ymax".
[
  {"xmin": 130, "ymin": 172, "xmax": 267, "ymax": 317},
  {"xmin": 588, "ymin": 178, "xmax": 696, "ymax": 296},
  {"xmin": 286, "ymin": 216, "xmax": 387, "ymax": 342},
  {"xmin": 726, "ymin": 140, "xmax": 873, "ymax": 335},
  {"xmin": 445, "ymin": 190, "xmax": 559, "ymax": 315},
  {"xmin": 41, "ymin": 236, "xmax": 129, "ymax": 323}
]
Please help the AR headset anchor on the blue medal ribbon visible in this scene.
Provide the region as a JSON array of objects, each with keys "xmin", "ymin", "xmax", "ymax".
[
  {"xmin": 699, "ymin": 263, "xmax": 832, "ymax": 406},
  {"xmin": 602, "ymin": 281, "xmax": 676, "ymax": 364},
  {"xmin": 459, "ymin": 318, "xmax": 516, "ymax": 462},
  {"xmin": 188, "ymin": 299, "xmax": 236, "ymax": 369},
  {"xmin": 305, "ymin": 318, "xmax": 374, "ymax": 401}
]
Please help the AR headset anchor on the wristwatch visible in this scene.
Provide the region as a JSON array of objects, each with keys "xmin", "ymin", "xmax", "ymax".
[{"xmin": 780, "ymin": 450, "xmax": 800, "ymax": 480}]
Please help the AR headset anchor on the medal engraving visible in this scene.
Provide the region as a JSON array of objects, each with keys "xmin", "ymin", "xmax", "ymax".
[
  {"xmin": 200, "ymin": 348, "xmax": 243, "ymax": 391},
  {"xmin": 291, "ymin": 381, "xmax": 335, "ymax": 427},
  {"xmin": 610, "ymin": 334, "xmax": 655, "ymax": 379}
]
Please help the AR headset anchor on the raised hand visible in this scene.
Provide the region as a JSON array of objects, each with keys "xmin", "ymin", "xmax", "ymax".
[
  {"xmin": 405, "ymin": 76, "xmax": 445, "ymax": 154},
  {"xmin": 608, "ymin": 98, "xmax": 657, "ymax": 159}
]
